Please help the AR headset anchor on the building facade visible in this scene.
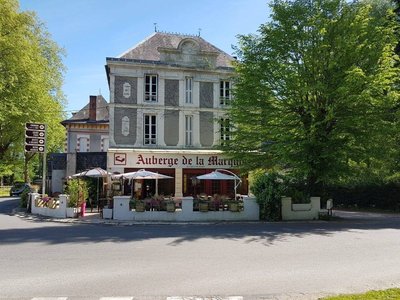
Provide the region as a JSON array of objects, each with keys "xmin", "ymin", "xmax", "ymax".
[
  {"xmin": 106, "ymin": 32, "xmax": 247, "ymax": 197},
  {"xmin": 50, "ymin": 95, "xmax": 109, "ymax": 195},
  {"xmin": 63, "ymin": 95, "xmax": 110, "ymax": 175}
]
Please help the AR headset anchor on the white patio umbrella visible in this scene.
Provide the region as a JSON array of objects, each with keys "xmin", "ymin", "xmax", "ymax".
[
  {"xmin": 70, "ymin": 167, "xmax": 111, "ymax": 178},
  {"xmin": 113, "ymin": 169, "xmax": 172, "ymax": 180},
  {"xmin": 196, "ymin": 169, "xmax": 242, "ymax": 198},
  {"xmin": 70, "ymin": 167, "xmax": 112, "ymax": 207},
  {"xmin": 113, "ymin": 169, "xmax": 173, "ymax": 197}
]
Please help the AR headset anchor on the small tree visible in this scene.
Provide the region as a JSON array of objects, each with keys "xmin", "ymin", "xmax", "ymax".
[
  {"xmin": 66, "ymin": 179, "xmax": 88, "ymax": 208},
  {"xmin": 19, "ymin": 189, "xmax": 30, "ymax": 208}
]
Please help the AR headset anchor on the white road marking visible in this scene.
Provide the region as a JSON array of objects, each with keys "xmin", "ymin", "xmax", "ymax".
[{"xmin": 31, "ymin": 298, "xmax": 68, "ymax": 300}]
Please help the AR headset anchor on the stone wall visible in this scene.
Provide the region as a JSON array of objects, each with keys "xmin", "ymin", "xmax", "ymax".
[{"xmin": 113, "ymin": 195, "xmax": 259, "ymax": 222}]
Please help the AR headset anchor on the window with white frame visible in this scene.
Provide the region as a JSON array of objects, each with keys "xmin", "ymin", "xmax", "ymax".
[
  {"xmin": 220, "ymin": 118, "xmax": 231, "ymax": 145},
  {"xmin": 144, "ymin": 115, "xmax": 157, "ymax": 145},
  {"xmin": 77, "ymin": 135, "xmax": 89, "ymax": 152},
  {"xmin": 220, "ymin": 80, "xmax": 232, "ymax": 105},
  {"xmin": 185, "ymin": 115, "xmax": 193, "ymax": 146},
  {"xmin": 145, "ymin": 74, "xmax": 158, "ymax": 101},
  {"xmin": 185, "ymin": 77, "xmax": 193, "ymax": 104}
]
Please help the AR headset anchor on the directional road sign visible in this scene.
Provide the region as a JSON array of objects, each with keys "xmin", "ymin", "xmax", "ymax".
[
  {"xmin": 25, "ymin": 137, "xmax": 45, "ymax": 145},
  {"xmin": 25, "ymin": 123, "xmax": 46, "ymax": 131},
  {"xmin": 25, "ymin": 123, "xmax": 46, "ymax": 153},
  {"xmin": 25, "ymin": 145, "xmax": 45, "ymax": 153},
  {"xmin": 26, "ymin": 130, "xmax": 46, "ymax": 138}
]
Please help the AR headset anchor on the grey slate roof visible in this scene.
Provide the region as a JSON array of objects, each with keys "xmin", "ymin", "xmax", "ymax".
[
  {"xmin": 117, "ymin": 32, "xmax": 234, "ymax": 68},
  {"xmin": 62, "ymin": 95, "xmax": 109, "ymax": 124}
]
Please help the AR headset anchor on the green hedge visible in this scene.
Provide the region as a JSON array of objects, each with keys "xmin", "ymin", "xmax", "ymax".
[
  {"xmin": 327, "ymin": 183, "xmax": 400, "ymax": 211},
  {"xmin": 251, "ymin": 172, "xmax": 287, "ymax": 221}
]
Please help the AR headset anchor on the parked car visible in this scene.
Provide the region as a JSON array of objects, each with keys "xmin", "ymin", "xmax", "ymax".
[{"xmin": 9, "ymin": 182, "xmax": 32, "ymax": 196}]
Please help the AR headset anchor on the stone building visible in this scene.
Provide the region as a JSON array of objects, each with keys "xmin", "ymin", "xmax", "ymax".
[
  {"xmin": 50, "ymin": 95, "xmax": 109, "ymax": 194},
  {"xmin": 105, "ymin": 31, "xmax": 247, "ymax": 197}
]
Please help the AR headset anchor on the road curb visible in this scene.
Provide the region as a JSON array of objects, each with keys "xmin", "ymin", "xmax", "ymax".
[{"xmin": 12, "ymin": 208, "xmax": 263, "ymax": 226}]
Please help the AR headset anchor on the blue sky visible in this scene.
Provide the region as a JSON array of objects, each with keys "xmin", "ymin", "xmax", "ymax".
[{"xmin": 19, "ymin": 0, "xmax": 270, "ymax": 117}]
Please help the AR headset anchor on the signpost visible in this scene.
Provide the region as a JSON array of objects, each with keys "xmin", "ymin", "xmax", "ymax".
[
  {"xmin": 25, "ymin": 122, "xmax": 47, "ymax": 153},
  {"xmin": 24, "ymin": 145, "xmax": 45, "ymax": 153},
  {"xmin": 25, "ymin": 123, "xmax": 47, "ymax": 196},
  {"xmin": 25, "ymin": 130, "xmax": 46, "ymax": 138},
  {"xmin": 25, "ymin": 137, "xmax": 45, "ymax": 145}
]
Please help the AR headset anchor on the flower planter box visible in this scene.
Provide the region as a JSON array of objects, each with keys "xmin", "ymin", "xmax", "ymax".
[
  {"xmin": 135, "ymin": 202, "xmax": 145, "ymax": 212},
  {"xmin": 229, "ymin": 202, "xmax": 239, "ymax": 212},
  {"xmin": 166, "ymin": 202, "xmax": 175, "ymax": 212},
  {"xmin": 199, "ymin": 202, "xmax": 209, "ymax": 212},
  {"xmin": 35, "ymin": 199, "xmax": 42, "ymax": 207},
  {"xmin": 66, "ymin": 207, "xmax": 78, "ymax": 218},
  {"xmin": 102, "ymin": 208, "xmax": 113, "ymax": 219},
  {"xmin": 48, "ymin": 199, "xmax": 57, "ymax": 209}
]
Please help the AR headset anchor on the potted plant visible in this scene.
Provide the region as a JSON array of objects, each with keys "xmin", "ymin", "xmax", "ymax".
[
  {"xmin": 66, "ymin": 179, "xmax": 89, "ymax": 217},
  {"xmin": 102, "ymin": 204, "xmax": 113, "ymax": 219},
  {"xmin": 66, "ymin": 200, "xmax": 78, "ymax": 218},
  {"xmin": 228, "ymin": 200, "xmax": 239, "ymax": 212},
  {"xmin": 129, "ymin": 199, "xmax": 136, "ymax": 210},
  {"xmin": 199, "ymin": 201, "xmax": 209, "ymax": 212},
  {"xmin": 41, "ymin": 195, "xmax": 50, "ymax": 207},
  {"xmin": 135, "ymin": 200, "xmax": 145, "ymax": 212},
  {"xmin": 166, "ymin": 199, "xmax": 175, "ymax": 212}
]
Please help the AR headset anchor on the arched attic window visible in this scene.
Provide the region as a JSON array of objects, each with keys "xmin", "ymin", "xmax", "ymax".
[{"xmin": 178, "ymin": 39, "xmax": 200, "ymax": 55}]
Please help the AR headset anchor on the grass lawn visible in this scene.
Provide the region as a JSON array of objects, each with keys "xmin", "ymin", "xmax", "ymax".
[
  {"xmin": 322, "ymin": 288, "xmax": 400, "ymax": 299},
  {"xmin": 0, "ymin": 186, "xmax": 10, "ymax": 197}
]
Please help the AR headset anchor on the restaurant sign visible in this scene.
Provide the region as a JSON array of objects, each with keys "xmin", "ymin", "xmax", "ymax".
[{"xmin": 115, "ymin": 153, "xmax": 242, "ymax": 169}]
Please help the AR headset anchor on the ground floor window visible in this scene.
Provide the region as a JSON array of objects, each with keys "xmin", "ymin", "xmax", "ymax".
[
  {"xmin": 122, "ymin": 168, "xmax": 175, "ymax": 198},
  {"xmin": 116, "ymin": 167, "xmax": 247, "ymax": 198},
  {"xmin": 182, "ymin": 168, "xmax": 247, "ymax": 197}
]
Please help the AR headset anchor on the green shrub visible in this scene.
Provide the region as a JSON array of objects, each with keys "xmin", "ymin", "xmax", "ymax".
[
  {"xmin": 251, "ymin": 172, "xmax": 287, "ymax": 221},
  {"xmin": 19, "ymin": 189, "xmax": 30, "ymax": 208},
  {"xmin": 287, "ymin": 187, "xmax": 310, "ymax": 204},
  {"xmin": 66, "ymin": 179, "xmax": 89, "ymax": 207},
  {"xmin": 328, "ymin": 183, "xmax": 400, "ymax": 211}
]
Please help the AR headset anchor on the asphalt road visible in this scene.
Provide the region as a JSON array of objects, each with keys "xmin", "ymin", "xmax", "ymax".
[{"xmin": 0, "ymin": 197, "xmax": 400, "ymax": 300}]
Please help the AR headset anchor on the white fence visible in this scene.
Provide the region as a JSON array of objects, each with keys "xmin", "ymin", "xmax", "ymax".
[
  {"xmin": 112, "ymin": 196, "xmax": 260, "ymax": 222},
  {"xmin": 30, "ymin": 193, "xmax": 69, "ymax": 218},
  {"xmin": 281, "ymin": 196, "xmax": 328, "ymax": 220},
  {"xmin": 29, "ymin": 192, "xmax": 333, "ymax": 222},
  {"xmin": 28, "ymin": 192, "xmax": 259, "ymax": 222}
]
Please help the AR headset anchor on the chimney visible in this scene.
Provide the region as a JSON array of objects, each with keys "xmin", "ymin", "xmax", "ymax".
[{"xmin": 89, "ymin": 95, "xmax": 97, "ymax": 121}]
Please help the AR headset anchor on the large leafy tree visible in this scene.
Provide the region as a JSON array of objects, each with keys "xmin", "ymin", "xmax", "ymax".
[
  {"xmin": 225, "ymin": 0, "xmax": 399, "ymax": 195},
  {"xmin": 0, "ymin": 0, "xmax": 66, "ymax": 181},
  {"xmin": 394, "ymin": 0, "xmax": 400, "ymax": 54}
]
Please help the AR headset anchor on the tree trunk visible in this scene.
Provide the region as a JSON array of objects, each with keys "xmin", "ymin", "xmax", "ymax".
[{"xmin": 24, "ymin": 152, "xmax": 35, "ymax": 183}]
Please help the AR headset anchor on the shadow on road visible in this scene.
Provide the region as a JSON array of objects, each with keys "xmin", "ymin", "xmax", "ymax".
[
  {"xmin": 1, "ymin": 210, "xmax": 400, "ymax": 247},
  {"xmin": 0, "ymin": 198, "xmax": 20, "ymax": 214}
]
